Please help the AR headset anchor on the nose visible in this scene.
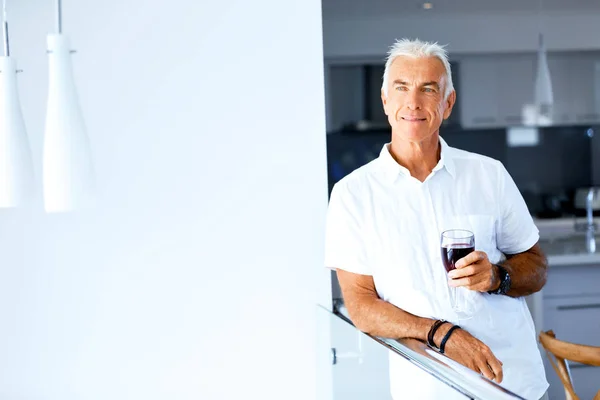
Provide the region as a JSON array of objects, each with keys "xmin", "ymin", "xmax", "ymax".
[{"xmin": 405, "ymin": 90, "xmax": 422, "ymax": 110}]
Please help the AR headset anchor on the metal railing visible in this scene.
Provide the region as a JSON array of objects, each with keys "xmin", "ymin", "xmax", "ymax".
[{"xmin": 332, "ymin": 300, "xmax": 525, "ymax": 400}]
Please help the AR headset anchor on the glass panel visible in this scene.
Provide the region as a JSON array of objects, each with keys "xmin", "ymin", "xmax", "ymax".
[{"xmin": 329, "ymin": 310, "xmax": 393, "ymax": 399}]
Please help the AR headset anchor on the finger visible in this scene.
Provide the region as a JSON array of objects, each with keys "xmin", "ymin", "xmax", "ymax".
[
  {"xmin": 477, "ymin": 359, "xmax": 496, "ymax": 381},
  {"xmin": 449, "ymin": 274, "xmax": 488, "ymax": 289},
  {"xmin": 448, "ymin": 265, "xmax": 477, "ymax": 279},
  {"xmin": 455, "ymin": 251, "xmax": 486, "ymax": 269},
  {"xmin": 486, "ymin": 357, "xmax": 503, "ymax": 383}
]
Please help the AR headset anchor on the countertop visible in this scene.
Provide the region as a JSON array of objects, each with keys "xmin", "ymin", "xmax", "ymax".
[{"xmin": 535, "ymin": 217, "xmax": 600, "ymax": 266}]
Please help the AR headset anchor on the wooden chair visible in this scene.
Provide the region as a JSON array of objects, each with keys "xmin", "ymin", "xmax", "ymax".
[{"xmin": 538, "ymin": 330, "xmax": 600, "ymax": 400}]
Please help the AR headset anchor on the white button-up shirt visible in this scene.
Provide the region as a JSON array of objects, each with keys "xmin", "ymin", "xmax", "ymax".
[{"xmin": 325, "ymin": 138, "xmax": 548, "ymax": 400}]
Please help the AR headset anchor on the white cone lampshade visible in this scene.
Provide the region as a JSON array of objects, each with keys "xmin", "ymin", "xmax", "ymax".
[
  {"xmin": 0, "ymin": 56, "xmax": 34, "ymax": 207},
  {"xmin": 43, "ymin": 33, "xmax": 94, "ymax": 213},
  {"xmin": 534, "ymin": 33, "xmax": 554, "ymax": 126}
]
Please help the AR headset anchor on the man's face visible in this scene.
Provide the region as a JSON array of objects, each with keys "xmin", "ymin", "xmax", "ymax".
[{"xmin": 381, "ymin": 56, "xmax": 456, "ymax": 142}]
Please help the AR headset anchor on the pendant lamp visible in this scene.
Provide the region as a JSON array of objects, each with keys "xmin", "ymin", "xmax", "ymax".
[
  {"xmin": 534, "ymin": 0, "xmax": 553, "ymax": 126},
  {"xmin": 43, "ymin": 0, "xmax": 95, "ymax": 213},
  {"xmin": 534, "ymin": 32, "xmax": 553, "ymax": 126},
  {"xmin": 0, "ymin": 0, "xmax": 34, "ymax": 208}
]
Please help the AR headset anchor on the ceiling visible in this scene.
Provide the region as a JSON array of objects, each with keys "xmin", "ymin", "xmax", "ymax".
[{"xmin": 322, "ymin": 0, "xmax": 600, "ymax": 19}]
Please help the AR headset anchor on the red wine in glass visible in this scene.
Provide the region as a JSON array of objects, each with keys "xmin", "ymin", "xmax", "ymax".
[
  {"xmin": 440, "ymin": 229, "xmax": 476, "ymax": 318},
  {"xmin": 441, "ymin": 244, "xmax": 475, "ymax": 272},
  {"xmin": 440, "ymin": 229, "xmax": 475, "ymax": 272}
]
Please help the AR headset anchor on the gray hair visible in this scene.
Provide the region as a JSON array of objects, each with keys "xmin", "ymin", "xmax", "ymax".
[{"xmin": 381, "ymin": 38, "xmax": 454, "ymax": 100}]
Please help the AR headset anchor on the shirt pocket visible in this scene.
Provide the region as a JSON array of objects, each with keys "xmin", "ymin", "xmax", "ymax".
[{"xmin": 466, "ymin": 214, "xmax": 496, "ymax": 257}]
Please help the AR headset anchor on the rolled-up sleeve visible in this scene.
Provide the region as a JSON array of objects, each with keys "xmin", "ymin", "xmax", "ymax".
[
  {"xmin": 324, "ymin": 181, "xmax": 371, "ymax": 275},
  {"xmin": 496, "ymin": 162, "xmax": 539, "ymax": 254}
]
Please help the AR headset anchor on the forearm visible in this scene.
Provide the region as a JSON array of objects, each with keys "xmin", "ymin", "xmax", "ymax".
[
  {"xmin": 344, "ymin": 295, "xmax": 434, "ymax": 341},
  {"xmin": 500, "ymin": 245, "xmax": 548, "ymax": 297}
]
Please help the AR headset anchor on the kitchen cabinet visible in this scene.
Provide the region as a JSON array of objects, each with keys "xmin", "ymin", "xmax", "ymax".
[
  {"xmin": 548, "ymin": 54, "xmax": 573, "ymax": 125},
  {"xmin": 567, "ymin": 53, "xmax": 600, "ymax": 125},
  {"xmin": 566, "ymin": 365, "xmax": 600, "ymax": 400},
  {"xmin": 542, "ymin": 295, "xmax": 600, "ymax": 400},
  {"xmin": 459, "ymin": 56, "xmax": 500, "ymax": 128},
  {"xmin": 541, "ymin": 264, "xmax": 600, "ymax": 400},
  {"xmin": 543, "ymin": 263, "xmax": 600, "ymax": 297},
  {"xmin": 547, "ymin": 53, "xmax": 600, "ymax": 125},
  {"xmin": 459, "ymin": 55, "xmax": 536, "ymax": 128},
  {"xmin": 496, "ymin": 55, "xmax": 536, "ymax": 126},
  {"xmin": 459, "ymin": 51, "xmax": 600, "ymax": 129},
  {"xmin": 544, "ymin": 295, "xmax": 600, "ymax": 348}
]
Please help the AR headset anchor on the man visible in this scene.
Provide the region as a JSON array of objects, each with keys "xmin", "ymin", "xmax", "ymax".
[{"xmin": 325, "ymin": 38, "xmax": 548, "ymax": 400}]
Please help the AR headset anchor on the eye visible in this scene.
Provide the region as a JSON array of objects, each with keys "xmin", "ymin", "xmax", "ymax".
[
  {"xmin": 423, "ymin": 87, "xmax": 436, "ymax": 93},
  {"xmin": 395, "ymin": 86, "xmax": 408, "ymax": 91}
]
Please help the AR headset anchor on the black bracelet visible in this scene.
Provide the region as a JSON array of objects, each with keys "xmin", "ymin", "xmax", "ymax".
[
  {"xmin": 439, "ymin": 325, "xmax": 461, "ymax": 354},
  {"xmin": 427, "ymin": 319, "xmax": 447, "ymax": 348},
  {"xmin": 427, "ymin": 319, "xmax": 444, "ymax": 347}
]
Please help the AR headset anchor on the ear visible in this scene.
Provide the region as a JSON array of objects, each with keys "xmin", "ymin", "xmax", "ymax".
[
  {"xmin": 381, "ymin": 89, "xmax": 388, "ymax": 115},
  {"xmin": 443, "ymin": 90, "xmax": 456, "ymax": 120}
]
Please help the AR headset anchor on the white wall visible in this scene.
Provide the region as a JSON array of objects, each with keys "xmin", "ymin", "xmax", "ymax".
[
  {"xmin": 324, "ymin": 12, "xmax": 600, "ymax": 58},
  {"xmin": 2, "ymin": 1, "xmax": 330, "ymax": 399}
]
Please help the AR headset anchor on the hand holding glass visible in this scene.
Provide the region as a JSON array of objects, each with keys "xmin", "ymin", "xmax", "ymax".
[{"xmin": 440, "ymin": 229, "xmax": 475, "ymax": 318}]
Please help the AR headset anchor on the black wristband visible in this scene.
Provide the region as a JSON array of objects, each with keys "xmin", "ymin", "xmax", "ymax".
[
  {"xmin": 427, "ymin": 319, "xmax": 447, "ymax": 348},
  {"xmin": 439, "ymin": 325, "xmax": 461, "ymax": 354}
]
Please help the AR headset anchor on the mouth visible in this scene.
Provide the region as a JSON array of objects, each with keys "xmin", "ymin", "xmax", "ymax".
[{"xmin": 401, "ymin": 116, "xmax": 427, "ymax": 122}]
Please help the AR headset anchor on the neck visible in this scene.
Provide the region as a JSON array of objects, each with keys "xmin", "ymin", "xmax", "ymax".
[{"xmin": 389, "ymin": 133, "xmax": 441, "ymax": 182}]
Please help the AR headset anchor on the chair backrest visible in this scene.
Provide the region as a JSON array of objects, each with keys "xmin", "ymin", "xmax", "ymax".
[{"xmin": 539, "ymin": 330, "xmax": 600, "ymax": 400}]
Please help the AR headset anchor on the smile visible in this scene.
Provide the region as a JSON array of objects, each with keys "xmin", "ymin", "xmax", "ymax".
[{"xmin": 401, "ymin": 116, "xmax": 427, "ymax": 121}]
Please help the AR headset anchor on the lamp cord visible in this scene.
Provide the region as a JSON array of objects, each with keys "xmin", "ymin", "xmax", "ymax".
[
  {"xmin": 2, "ymin": 0, "xmax": 9, "ymax": 57},
  {"xmin": 56, "ymin": 0, "xmax": 62, "ymax": 34}
]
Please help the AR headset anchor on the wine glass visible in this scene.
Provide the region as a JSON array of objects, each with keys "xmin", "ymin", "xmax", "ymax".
[{"xmin": 440, "ymin": 229, "xmax": 476, "ymax": 319}]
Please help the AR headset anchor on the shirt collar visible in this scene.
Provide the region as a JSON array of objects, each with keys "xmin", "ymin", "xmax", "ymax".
[
  {"xmin": 377, "ymin": 136, "xmax": 456, "ymax": 182},
  {"xmin": 439, "ymin": 136, "xmax": 456, "ymax": 178}
]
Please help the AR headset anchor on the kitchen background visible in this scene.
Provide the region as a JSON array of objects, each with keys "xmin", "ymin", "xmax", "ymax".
[
  {"xmin": 322, "ymin": 0, "xmax": 600, "ymax": 220},
  {"xmin": 325, "ymin": 59, "xmax": 600, "ymax": 219},
  {"xmin": 322, "ymin": 1, "xmax": 600, "ymax": 399}
]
